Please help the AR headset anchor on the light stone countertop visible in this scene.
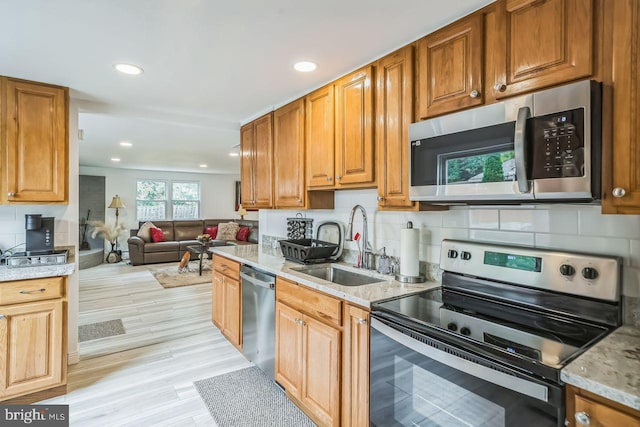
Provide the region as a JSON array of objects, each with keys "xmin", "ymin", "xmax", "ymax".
[
  {"xmin": 211, "ymin": 244, "xmax": 439, "ymax": 307},
  {"xmin": 561, "ymin": 326, "xmax": 640, "ymax": 411},
  {"xmin": 0, "ymin": 263, "xmax": 76, "ymax": 282}
]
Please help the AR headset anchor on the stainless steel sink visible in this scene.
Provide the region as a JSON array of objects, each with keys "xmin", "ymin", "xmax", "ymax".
[{"xmin": 292, "ymin": 265, "xmax": 383, "ymax": 286}]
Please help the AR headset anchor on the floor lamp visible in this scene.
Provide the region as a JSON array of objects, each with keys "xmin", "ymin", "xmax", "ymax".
[{"xmin": 108, "ymin": 195, "xmax": 125, "ymax": 262}]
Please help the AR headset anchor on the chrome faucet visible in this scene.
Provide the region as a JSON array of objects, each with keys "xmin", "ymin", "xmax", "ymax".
[{"xmin": 346, "ymin": 204, "xmax": 373, "ymax": 269}]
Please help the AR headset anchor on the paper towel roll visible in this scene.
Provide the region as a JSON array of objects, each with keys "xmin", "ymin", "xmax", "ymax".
[{"xmin": 400, "ymin": 225, "xmax": 420, "ymax": 277}]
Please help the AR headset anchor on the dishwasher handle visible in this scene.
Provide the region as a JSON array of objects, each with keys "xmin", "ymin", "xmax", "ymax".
[{"xmin": 240, "ymin": 266, "xmax": 275, "ymax": 290}]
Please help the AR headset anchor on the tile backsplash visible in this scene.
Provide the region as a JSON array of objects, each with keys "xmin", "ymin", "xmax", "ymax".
[
  {"xmin": 259, "ymin": 188, "xmax": 640, "ymax": 325},
  {"xmin": 0, "ymin": 205, "xmax": 75, "ymax": 253}
]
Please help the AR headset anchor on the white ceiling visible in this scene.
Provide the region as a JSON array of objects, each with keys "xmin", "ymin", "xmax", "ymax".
[{"xmin": 1, "ymin": 0, "xmax": 492, "ymax": 174}]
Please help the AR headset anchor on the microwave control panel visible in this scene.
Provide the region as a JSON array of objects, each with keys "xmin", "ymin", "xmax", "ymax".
[{"xmin": 531, "ymin": 107, "xmax": 585, "ymax": 179}]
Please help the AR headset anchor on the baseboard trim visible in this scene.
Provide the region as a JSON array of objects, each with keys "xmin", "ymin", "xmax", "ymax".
[{"xmin": 68, "ymin": 351, "xmax": 79, "ymax": 365}]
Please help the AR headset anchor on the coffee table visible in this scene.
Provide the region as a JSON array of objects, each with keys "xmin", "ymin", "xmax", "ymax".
[{"xmin": 187, "ymin": 242, "xmax": 228, "ymax": 275}]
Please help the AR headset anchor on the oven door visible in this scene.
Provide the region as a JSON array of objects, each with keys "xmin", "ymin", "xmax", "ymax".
[
  {"xmin": 370, "ymin": 316, "xmax": 563, "ymax": 427},
  {"xmin": 409, "ymin": 94, "xmax": 535, "ymax": 203}
]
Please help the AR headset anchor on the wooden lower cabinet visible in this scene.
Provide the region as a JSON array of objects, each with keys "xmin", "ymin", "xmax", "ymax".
[
  {"xmin": 566, "ymin": 385, "xmax": 640, "ymax": 426},
  {"xmin": 211, "ymin": 255, "xmax": 242, "ymax": 349},
  {"xmin": 342, "ymin": 304, "xmax": 370, "ymax": 427},
  {"xmin": 0, "ymin": 277, "xmax": 67, "ymax": 401},
  {"xmin": 275, "ymin": 278, "xmax": 342, "ymax": 427}
]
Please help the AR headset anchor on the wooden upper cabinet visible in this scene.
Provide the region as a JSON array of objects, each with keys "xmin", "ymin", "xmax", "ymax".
[
  {"xmin": 376, "ymin": 46, "xmax": 415, "ymax": 209},
  {"xmin": 274, "ymin": 99, "xmax": 305, "ymax": 208},
  {"xmin": 602, "ymin": 0, "xmax": 640, "ymax": 213},
  {"xmin": 306, "ymin": 85, "xmax": 335, "ymax": 189},
  {"xmin": 2, "ymin": 78, "xmax": 68, "ymax": 204},
  {"xmin": 417, "ymin": 13, "xmax": 484, "ymax": 119},
  {"xmin": 240, "ymin": 113, "xmax": 273, "ymax": 209},
  {"xmin": 492, "ymin": 0, "xmax": 594, "ymax": 99},
  {"xmin": 334, "ymin": 66, "xmax": 375, "ymax": 188}
]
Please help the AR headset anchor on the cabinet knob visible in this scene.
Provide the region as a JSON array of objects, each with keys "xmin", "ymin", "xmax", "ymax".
[
  {"xmin": 297, "ymin": 199, "xmax": 302, "ymax": 203},
  {"xmin": 326, "ymin": 176, "xmax": 332, "ymax": 182},
  {"xmin": 470, "ymin": 90, "xmax": 480, "ymax": 98},
  {"xmin": 612, "ymin": 187, "xmax": 626, "ymax": 198},
  {"xmin": 0, "ymin": 315, "xmax": 5, "ymax": 320},
  {"xmin": 7, "ymin": 192, "xmax": 15, "ymax": 197},
  {"xmin": 337, "ymin": 175, "xmax": 342, "ymax": 180},
  {"xmin": 494, "ymin": 83, "xmax": 507, "ymax": 92},
  {"xmin": 575, "ymin": 412, "xmax": 590, "ymax": 425},
  {"xmin": 377, "ymin": 196, "xmax": 384, "ymax": 202},
  {"xmin": 358, "ymin": 318, "xmax": 367, "ymax": 325}
]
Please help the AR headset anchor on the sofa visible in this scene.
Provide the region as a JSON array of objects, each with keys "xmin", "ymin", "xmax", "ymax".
[{"xmin": 127, "ymin": 219, "xmax": 258, "ymax": 266}]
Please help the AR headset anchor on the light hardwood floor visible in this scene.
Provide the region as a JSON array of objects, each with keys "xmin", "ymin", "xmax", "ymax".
[{"xmin": 41, "ymin": 261, "xmax": 251, "ymax": 426}]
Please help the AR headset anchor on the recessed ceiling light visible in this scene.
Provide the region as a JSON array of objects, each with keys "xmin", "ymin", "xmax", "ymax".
[
  {"xmin": 114, "ymin": 63, "xmax": 144, "ymax": 75},
  {"xmin": 199, "ymin": 164, "xmax": 208, "ymax": 168},
  {"xmin": 119, "ymin": 141, "xmax": 132, "ymax": 147},
  {"xmin": 111, "ymin": 157, "xmax": 121, "ymax": 162},
  {"xmin": 229, "ymin": 152, "xmax": 239, "ymax": 157},
  {"xmin": 294, "ymin": 61, "xmax": 317, "ymax": 72}
]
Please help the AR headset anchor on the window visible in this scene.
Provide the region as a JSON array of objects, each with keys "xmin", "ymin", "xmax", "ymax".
[
  {"xmin": 137, "ymin": 180, "xmax": 167, "ymax": 221},
  {"xmin": 136, "ymin": 180, "xmax": 200, "ymax": 221},
  {"xmin": 172, "ymin": 182, "xmax": 200, "ymax": 219}
]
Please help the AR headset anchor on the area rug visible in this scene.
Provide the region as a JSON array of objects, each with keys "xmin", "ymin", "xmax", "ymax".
[
  {"xmin": 79, "ymin": 319, "xmax": 125, "ymax": 342},
  {"xmin": 194, "ymin": 367, "xmax": 316, "ymax": 427},
  {"xmin": 150, "ymin": 260, "xmax": 212, "ymax": 288}
]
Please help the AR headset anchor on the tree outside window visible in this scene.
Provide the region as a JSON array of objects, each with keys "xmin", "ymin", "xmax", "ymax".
[
  {"xmin": 137, "ymin": 180, "xmax": 167, "ymax": 221},
  {"xmin": 172, "ymin": 182, "xmax": 200, "ymax": 220}
]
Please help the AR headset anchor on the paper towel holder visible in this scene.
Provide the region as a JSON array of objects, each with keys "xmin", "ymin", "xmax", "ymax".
[{"xmin": 395, "ymin": 221, "xmax": 426, "ymax": 283}]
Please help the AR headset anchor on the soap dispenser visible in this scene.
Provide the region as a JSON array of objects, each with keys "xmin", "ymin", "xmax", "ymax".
[{"xmin": 377, "ymin": 247, "xmax": 392, "ymax": 274}]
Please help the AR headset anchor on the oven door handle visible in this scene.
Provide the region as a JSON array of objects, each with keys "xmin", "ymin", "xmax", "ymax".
[
  {"xmin": 514, "ymin": 106, "xmax": 531, "ymax": 194},
  {"xmin": 371, "ymin": 318, "xmax": 549, "ymax": 403}
]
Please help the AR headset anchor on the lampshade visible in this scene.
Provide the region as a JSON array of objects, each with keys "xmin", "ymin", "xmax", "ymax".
[
  {"xmin": 108, "ymin": 195, "xmax": 125, "ymax": 209},
  {"xmin": 237, "ymin": 204, "xmax": 247, "ymax": 216}
]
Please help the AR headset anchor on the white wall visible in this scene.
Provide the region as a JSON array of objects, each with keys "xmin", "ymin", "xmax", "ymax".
[
  {"xmin": 77, "ymin": 166, "xmax": 257, "ymax": 248},
  {"xmin": 0, "ymin": 100, "xmax": 81, "ymax": 364},
  {"xmin": 259, "ymin": 189, "xmax": 640, "ymax": 301}
]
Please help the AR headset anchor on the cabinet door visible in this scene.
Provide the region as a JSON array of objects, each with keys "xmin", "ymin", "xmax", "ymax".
[
  {"xmin": 0, "ymin": 299, "xmax": 63, "ymax": 399},
  {"xmin": 335, "ymin": 66, "xmax": 375, "ymax": 187},
  {"xmin": 376, "ymin": 46, "xmax": 415, "ymax": 209},
  {"xmin": 274, "ymin": 99, "xmax": 305, "ymax": 208},
  {"xmin": 574, "ymin": 395, "xmax": 640, "ymax": 427},
  {"xmin": 417, "ymin": 13, "xmax": 483, "ymax": 119},
  {"xmin": 493, "ymin": 0, "xmax": 593, "ymax": 99},
  {"xmin": 306, "ymin": 85, "xmax": 335, "ymax": 188},
  {"xmin": 275, "ymin": 302, "xmax": 303, "ymax": 400},
  {"xmin": 302, "ymin": 315, "xmax": 341, "ymax": 427},
  {"xmin": 240, "ymin": 123, "xmax": 255, "ymax": 207},
  {"xmin": 211, "ymin": 273, "xmax": 225, "ymax": 330},
  {"xmin": 222, "ymin": 277, "xmax": 241, "ymax": 349},
  {"xmin": 253, "ymin": 113, "xmax": 274, "ymax": 208},
  {"xmin": 604, "ymin": 0, "xmax": 640, "ymax": 213},
  {"xmin": 4, "ymin": 79, "xmax": 68, "ymax": 203},
  {"xmin": 342, "ymin": 305, "xmax": 370, "ymax": 427}
]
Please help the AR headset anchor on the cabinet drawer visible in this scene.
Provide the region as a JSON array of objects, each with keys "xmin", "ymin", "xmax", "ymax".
[
  {"xmin": 276, "ymin": 277, "xmax": 342, "ymax": 327},
  {"xmin": 0, "ymin": 277, "xmax": 65, "ymax": 305},
  {"xmin": 214, "ymin": 255, "xmax": 240, "ymax": 280}
]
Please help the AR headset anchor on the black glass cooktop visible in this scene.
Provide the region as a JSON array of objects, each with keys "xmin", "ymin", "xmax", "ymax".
[{"xmin": 373, "ymin": 287, "xmax": 610, "ymax": 369}]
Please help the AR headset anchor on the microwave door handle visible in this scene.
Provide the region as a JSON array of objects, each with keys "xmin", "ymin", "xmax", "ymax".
[{"xmin": 514, "ymin": 106, "xmax": 531, "ymax": 193}]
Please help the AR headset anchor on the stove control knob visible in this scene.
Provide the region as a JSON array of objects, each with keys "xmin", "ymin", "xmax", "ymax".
[
  {"xmin": 559, "ymin": 264, "xmax": 575, "ymax": 276},
  {"xmin": 447, "ymin": 323, "xmax": 457, "ymax": 332},
  {"xmin": 582, "ymin": 267, "xmax": 599, "ymax": 280},
  {"xmin": 461, "ymin": 251, "xmax": 472, "ymax": 261},
  {"xmin": 447, "ymin": 250, "xmax": 458, "ymax": 259},
  {"xmin": 460, "ymin": 327, "xmax": 471, "ymax": 336}
]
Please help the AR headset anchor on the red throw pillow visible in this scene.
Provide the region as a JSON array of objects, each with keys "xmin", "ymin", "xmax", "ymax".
[
  {"xmin": 236, "ymin": 226, "xmax": 251, "ymax": 242},
  {"xmin": 204, "ymin": 226, "xmax": 218, "ymax": 239},
  {"xmin": 150, "ymin": 227, "xmax": 166, "ymax": 243}
]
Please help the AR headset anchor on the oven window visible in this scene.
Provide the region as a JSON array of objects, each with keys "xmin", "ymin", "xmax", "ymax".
[
  {"xmin": 440, "ymin": 144, "xmax": 516, "ymax": 185},
  {"xmin": 411, "ymin": 121, "xmax": 516, "ymax": 187},
  {"xmin": 370, "ymin": 326, "xmax": 559, "ymax": 427}
]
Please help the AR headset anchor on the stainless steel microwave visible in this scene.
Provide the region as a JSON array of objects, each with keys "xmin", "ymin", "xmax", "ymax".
[{"xmin": 409, "ymin": 80, "xmax": 602, "ymax": 204}]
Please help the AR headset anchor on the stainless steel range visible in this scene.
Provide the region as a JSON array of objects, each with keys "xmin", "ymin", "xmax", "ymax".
[{"xmin": 370, "ymin": 240, "xmax": 622, "ymax": 427}]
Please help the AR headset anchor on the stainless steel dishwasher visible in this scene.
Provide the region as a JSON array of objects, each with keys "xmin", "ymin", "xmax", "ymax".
[{"xmin": 240, "ymin": 265, "xmax": 276, "ymax": 379}]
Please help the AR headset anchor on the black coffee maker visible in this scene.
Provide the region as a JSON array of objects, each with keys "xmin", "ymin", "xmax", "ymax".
[{"xmin": 25, "ymin": 214, "xmax": 55, "ymax": 254}]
